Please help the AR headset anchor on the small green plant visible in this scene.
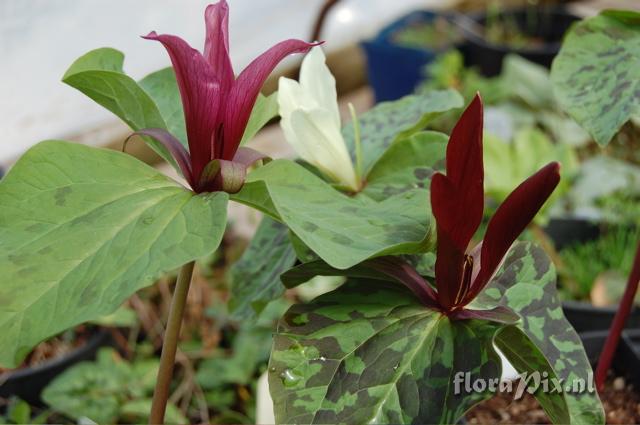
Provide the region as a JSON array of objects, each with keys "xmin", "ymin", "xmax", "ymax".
[{"xmin": 559, "ymin": 226, "xmax": 640, "ymax": 301}]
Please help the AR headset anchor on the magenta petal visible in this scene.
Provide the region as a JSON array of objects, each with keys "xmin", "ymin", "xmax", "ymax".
[
  {"xmin": 143, "ymin": 32, "xmax": 221, "ymax": 180},
  {"xmin": 204, "ymin": 1, "xmax": 234, "ymax": 96},
  {"xmin": 366, "ymin": 257, "xmax": 439, "ymax": 308},
  {"xmin": 233, "ymin": 147, "xmax": 270, "ymax": 168},
  {"xmin": 221, "ymin": 39, "xmax": 318, "ymax": 160},
  {"xmin": 125, "ymin": 128, "xmax": 193, "ymax": 187},
  {"xmin": 470, "ymin": 162, "xmax": 561, "ymax": 298}
]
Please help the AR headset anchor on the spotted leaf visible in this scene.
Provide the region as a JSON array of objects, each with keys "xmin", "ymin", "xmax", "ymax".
[
  {"xmin": 474, "ymin": 242, "xmax": 605, "ymax": 424},
  {"xmin": 231, "ymin": 160, "xmax": 433, "ymax": 270},
  {"xmin": 551, "ymin": 10, "xmax": 640, "ymax": 146},
  {"xmin": 0, "ymin": 141, "xmax": 228, "ymax": 368},
  {"xmin": 228, "ymin": 216, "xmax": 297, "ymax": 319},
  {"xmin": 269, "ymin": 280, "xmax": 502, "ymax": 425}
]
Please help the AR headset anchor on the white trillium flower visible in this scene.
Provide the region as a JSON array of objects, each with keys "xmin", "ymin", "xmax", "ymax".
[{"xmin": 278, "ymin": 46, "xmax": 360, "ymax": 191}]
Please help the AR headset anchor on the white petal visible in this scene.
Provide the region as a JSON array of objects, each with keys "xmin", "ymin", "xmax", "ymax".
[
  {"xmin": 289, "ymin": 108, "xmax": 358, "ymax": 191},
  {"xmin": 299, "ymin": 47, "xmax": 340, "ymax": 128}
]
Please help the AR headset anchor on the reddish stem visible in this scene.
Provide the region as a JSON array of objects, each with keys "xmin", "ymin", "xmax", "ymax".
[{"xmin": 595, "ymin": 240, "xmax": 640, "ymax": 391}]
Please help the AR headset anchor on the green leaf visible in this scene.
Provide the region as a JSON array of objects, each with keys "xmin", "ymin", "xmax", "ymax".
[
  {"xmin": 120, "ymin": 399, "xmax": 187, "ymax": 425},
  {"xmin": 551, "ymin": 10, "xmax": 640, "ymax": 146},
  {"xmin": 138, "ymin": 67, "xmax": 187, "ymax": 147},
  {"xmin": 268, "ymin": 280, "xmax": 502, "ymax": 424},
  {"xmin": 7, "ymin": 399, "xmax": 31, "ymax": 425},
  {"xmin": 483, "ymin": 128, "xmax": 577, "ymax": 223},
  {"xmin": 362, "ymin": 131, "xmax": 447, "ymax": 201},
  {"xmin": 63, "ymin": 48, "xmax": 181, "ymax": 168},
  {"xmin": 228, "ymin": 216, "xmax": 297, "ymax": 319},
  {"xmin": 473, "ymin": 242, "xmax": 605, "ymax": 424},
  {"xmin": 342, "ymin": 90, "xmax": 463, "ymax": 174},
  {"xmin": 232, "ymin": 160, "xmax": 433, "ymax": 270},
  {"xmin": 0, "ymin": 141, "xmax": 228, "ymax": 367},
  {"xmin": 240, "ymin": 92, "xmax": 279, "ymax": 146},
  {"xmin": 90, "ymin": 305, "xmax": 138, "ymax": 327},
  {"xmin": 42, "ymin": 350, "xmax": 124, "ymax": 424},
  {"xmin": 502, "ymin": 54, "xmax": 555, "ymax": 110}
]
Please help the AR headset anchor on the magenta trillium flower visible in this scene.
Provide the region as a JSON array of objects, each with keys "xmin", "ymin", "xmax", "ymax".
[
  {"xmin": 132, "ymin": 1, "xmax": 317, "ymax": 193},
  {"xmin": 373, "ymin": 95, "xmax": 560, "ymax": 321}
]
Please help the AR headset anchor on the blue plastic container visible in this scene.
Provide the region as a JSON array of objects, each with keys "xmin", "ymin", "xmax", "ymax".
[{"xmin": 362, "ymin": 11, "xmax": 459, "ymax": 102}]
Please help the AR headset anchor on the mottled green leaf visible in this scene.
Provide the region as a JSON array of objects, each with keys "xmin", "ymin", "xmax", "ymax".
[
  {"xmin": 63, "ymin": 48, "xmax": 179, "ymax": 167},
  {"xmin": 342, "ymin": 89, "xmax": 463, "ymax": 174},
  {"xmin": 232, "ymin": 160, "xmax": 433, "ymax": 270},
  {"xmin": 269, "ymin": 280, "xmax": 502, "ymax": 425},
  {"xmin": 240, "ymin": 92, "xmax": 279, "ymax": 146},
  {"xmin": 0, "ymin": 141, "xmax": 227, "ymax": 367},
  {"xmin": 228, "ymin": 216, "xmax": 297, "ymax": 319},
  {"xmin": 362, "ymin": 131, "xmax": 446, "ymax": 201},
  {"xmin": 551, "ymin": 10, "xmax": 640, "ymax": 145},
  {"xmin": 474, "ymin": 242, "xmax": 605, "ymax": 424}
]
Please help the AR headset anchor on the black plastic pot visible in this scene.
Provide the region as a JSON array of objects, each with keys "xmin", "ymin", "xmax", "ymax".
[
  {"xmin": 580, "ymin": 330, "xmax": 640, "ymax": 386},
  {"xmin": 455, "ymin": 6, "xmax": 580, "ymax": 76},
  {"xmin": 563, "ymin": 300, "xmax": 640, "ymax": 334},
  {"xmin": 0, "ymin": 330, "xmax": 112, "ymax": 405},
  {"xmin": 544, "ymin": 217, "xmax": 600, "ymax": 251}
]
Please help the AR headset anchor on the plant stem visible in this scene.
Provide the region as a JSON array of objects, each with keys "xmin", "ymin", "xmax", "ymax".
[
  {"xmin": 149, "ymin": 261, "xmax": 196, "ymax": 424},
  {"xmin": 595, "ymin": 241, "xmax": 640, "ymax": 391}
]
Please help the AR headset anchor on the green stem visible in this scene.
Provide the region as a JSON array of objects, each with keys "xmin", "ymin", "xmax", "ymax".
[
  {"xmin": 348, "ymin": 103, "xmax": 363, "ymax": 187},
  {"xmin": 149, "ymin": 261, "xmax": 196, "ymax": 424}
]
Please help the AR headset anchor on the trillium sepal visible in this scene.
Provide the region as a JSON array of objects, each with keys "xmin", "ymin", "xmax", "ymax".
[{"xmin": 128, "ymin": 0, "xmax": 317, "ymax": 194}]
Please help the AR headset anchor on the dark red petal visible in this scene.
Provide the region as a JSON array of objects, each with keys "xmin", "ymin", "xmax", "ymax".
[
  {"xmin": 450, "ymin": 306, "xmax": 520, "ymax": 324},
  {"xmin": 469, "ymin": 162, "xmax": 561, "ymax": 298},
  {"xmin": 366, "ymin": 257, "xmax": 439, "ymax": 308},
  {"xmin": 203, "ymin": 1, "xmax": 234, "ymax": 96},
  {"xmin": 232, "ymin": 146, "xmax": 271, "ymax": 168},
  {"xmin": 143, "ymin": 32, "xmax": 221, "ymax": 181},
  {"xmin": 124, "ymin": 128, "xmax": 194, "ymax": 187},
  {"xmin": 221, "ymin": 39, "xmax": 319, "ymax": 160},
  {"xmin": 439, "ymin": 94, "xmax": 485, "ymax": 249},
  {"xmin": 431, "ymin": 202, "xmax": 467, "ymax": 310}
]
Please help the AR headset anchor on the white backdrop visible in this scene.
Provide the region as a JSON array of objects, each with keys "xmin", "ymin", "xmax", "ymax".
[{"xmin": 0, "ymin": 0, "xmax": 453, "ymax": 166}]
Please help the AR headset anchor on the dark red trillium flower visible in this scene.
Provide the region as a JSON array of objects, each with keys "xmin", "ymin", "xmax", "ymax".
[
  {"xmin": 372, "ymin": 94, "xmax": 560, "ymax": 322},
  {"xmin": 130, "ymin": 1, "xmax": 317, "ymax": 193}
]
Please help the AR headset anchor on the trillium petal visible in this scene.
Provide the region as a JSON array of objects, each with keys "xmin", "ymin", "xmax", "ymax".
[
  {"xmin": 143, "ymin": 32, "xmax": 221, "ymax": 180},
  {"xmin": 222, "ymin": 39, "xmax": 317, "ymax": 160},
  {"xmin": 124, "ymin": 128, "xmax": 194, "ymax": 187},
  {"xmin": 431, "ymin": 175, "xmax": 467, "ymax": 310},
  {"xmin": 299, "ymin": 47, "xmax": 340, "ymax": 127},
  {"xmin": 470, "ymin": 162, "xmax": 561, "ymax": 298},
  {"xmin": 287, "ymin": 108, "xmax": 359, "ymax": 191},
  {"xmin": 204, "ymin": 1, "xmax": 234, "ymax": 95},
  {"xmin": 437, "ymin": 94, "xmax": 485, "ymax": 251}
]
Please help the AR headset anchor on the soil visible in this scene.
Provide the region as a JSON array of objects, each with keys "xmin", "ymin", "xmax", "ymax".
[{"xmin": 466, "ymin": 375, "xmax": 640, "ymax": 424}]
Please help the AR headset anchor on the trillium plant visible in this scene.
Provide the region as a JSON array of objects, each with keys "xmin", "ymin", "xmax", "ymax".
[{"xmin": 0, "ymin": 2, "xmax": 612, "ymax": 425}]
